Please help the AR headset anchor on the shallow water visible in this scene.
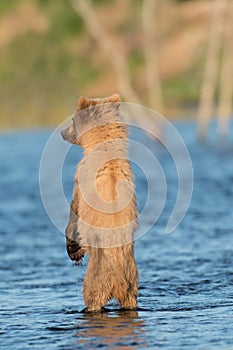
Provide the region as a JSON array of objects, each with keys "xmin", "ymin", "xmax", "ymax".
[{"xmin": 1, "ymin": 122, "xmax": 233, "ymax": 349}]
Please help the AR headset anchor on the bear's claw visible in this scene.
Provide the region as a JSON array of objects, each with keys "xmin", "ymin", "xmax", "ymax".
[{"xmin": 66, "ymin": 237, "xmax": 85, "ymax": 263}]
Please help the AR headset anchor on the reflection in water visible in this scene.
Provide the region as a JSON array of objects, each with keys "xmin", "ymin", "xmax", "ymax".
[
  {"xmin": 2, "ymin": 129, "xmax": 233, "ymax": 349},
  {"xmin": 75, "ymin": 310, "xmax": 146, "ymax": 348}
]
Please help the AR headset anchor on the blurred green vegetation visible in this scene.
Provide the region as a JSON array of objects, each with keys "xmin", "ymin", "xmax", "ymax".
[
  {"xmin": 0, "ymin": 0, "xmax": 211, "ymax": 129},
  {"xmin": 0, "ymin": 0, "xmax": 16, "ymax": 15}
]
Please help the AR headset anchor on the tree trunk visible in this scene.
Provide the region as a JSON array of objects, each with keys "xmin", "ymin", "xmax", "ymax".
[
  {"xmin": 69, "ymin": 0, "xmax": 140, "ymax": 104},
  {"xmin": 142, "ymin": 0, "xmax": 164, "ymax": 113},
  {"xmin": 197, "ymin": 0, "xmax": 226, "ymax": 140},
  {"xmin": 217, "ymin": 0, "xmax": 233, "ymax": 138}
]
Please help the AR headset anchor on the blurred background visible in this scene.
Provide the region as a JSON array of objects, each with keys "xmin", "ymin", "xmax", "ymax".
[
  {"xmin": 0, "ymin": 0, "xmax": 232, "ymax": 138},
  {"xmin": 1, "ymin": 2, "xmax": 233, "ymax": 348}
]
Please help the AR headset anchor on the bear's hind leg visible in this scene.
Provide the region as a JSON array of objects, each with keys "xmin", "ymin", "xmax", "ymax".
[
  {"xmin": 113, "ymin": 257, "xmax": 138, "ymax": 310},
  {"xmin": 83, "ymin": 275, "xmax": 112, "ymax": 312},
  {"xmin": 118, "ymin": 291, "xmax": 138, "ymax": 310},
  {"xmin": 113, "ymin": 280, "xmax": 138, "ymax": 310}
]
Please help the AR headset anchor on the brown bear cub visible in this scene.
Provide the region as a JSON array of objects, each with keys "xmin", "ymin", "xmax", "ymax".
[{"xmin": 61, "ymin": 94, "xmax": 138, "ymax": 312}]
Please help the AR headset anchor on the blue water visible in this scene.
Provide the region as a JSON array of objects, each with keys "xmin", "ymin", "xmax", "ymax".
[{"xmin": 1, "ymin": 122, "xmax": 233, "ymax": 349}]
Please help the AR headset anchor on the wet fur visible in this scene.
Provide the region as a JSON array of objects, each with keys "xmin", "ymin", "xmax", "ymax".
[{"xmin": 61, "ymin": 94, "xmax": 138, "ymax": 311}]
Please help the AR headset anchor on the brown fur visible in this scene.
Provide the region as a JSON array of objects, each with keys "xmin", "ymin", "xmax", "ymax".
[{"xmin": 61, "ymin": 94, "xmax": 138, "ymax": 311}]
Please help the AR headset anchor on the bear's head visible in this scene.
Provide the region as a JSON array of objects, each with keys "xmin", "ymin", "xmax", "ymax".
[{"xmin": 61, "ymin": 94, "xmax": 122, "ymax": 148}]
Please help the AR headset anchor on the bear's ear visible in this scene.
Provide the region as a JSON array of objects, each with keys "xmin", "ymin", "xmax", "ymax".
[
  {"xmin": 77, "ymin": 96, "xmax": 98, "ymax": 111},
  {"xmin": 104, "ymin": 94, "xmax": 121, "ymax": 104},
  {"xmin": 77, "ymin": 94, "xmax": 121, "ymax": 111},
  {"xmin": 77, "ymin": 96, "xmax": 94, "ymax": 111}
]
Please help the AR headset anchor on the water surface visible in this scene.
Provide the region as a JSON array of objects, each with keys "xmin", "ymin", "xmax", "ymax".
[{"xmin": 1, "ymin": 123, "xmax": 233, "ymax": 349}]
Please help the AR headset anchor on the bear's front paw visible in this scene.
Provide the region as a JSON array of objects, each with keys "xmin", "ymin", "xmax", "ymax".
[{"xmin": 66, "ymin": 237, "xmax": 85, "ymax": 264}]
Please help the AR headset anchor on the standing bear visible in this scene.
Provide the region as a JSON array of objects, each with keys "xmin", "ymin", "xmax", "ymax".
[{"xmin": 61, "ymin": 94, "xmax": 138, "ymax": 312}]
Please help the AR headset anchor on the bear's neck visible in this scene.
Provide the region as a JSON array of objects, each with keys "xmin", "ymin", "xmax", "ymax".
[{"xmin": 79, "ymin": 123, "xmax": 128, "ymax": 155}]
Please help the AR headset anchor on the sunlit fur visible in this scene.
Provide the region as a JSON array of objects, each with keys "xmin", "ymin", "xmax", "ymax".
[{"xmin": 62, "ymin": 94, "xmax": 138, "ymax": 311}]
